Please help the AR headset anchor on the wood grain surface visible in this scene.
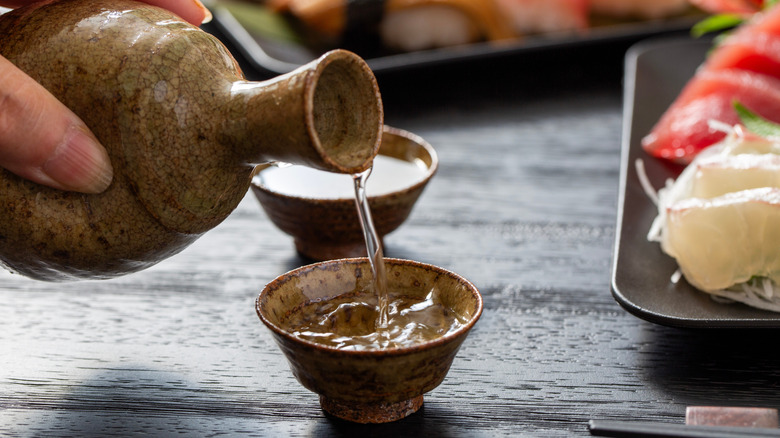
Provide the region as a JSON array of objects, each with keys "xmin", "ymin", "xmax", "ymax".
[{"xmin": 3, "ymin": 26, "xmax": 779, "ymax": 437}]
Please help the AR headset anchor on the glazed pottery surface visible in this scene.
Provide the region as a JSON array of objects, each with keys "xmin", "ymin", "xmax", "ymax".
[
  {"xmin": 256, "ymin": 257, "xmax": 483, "ymax": 423},
  {"xmin": 0, "ymin": 0, "xmax": 382, "ymax": 280},
  {"xmin": 251, "ymin": 126, "xmax": 437, "ymax": 261}
]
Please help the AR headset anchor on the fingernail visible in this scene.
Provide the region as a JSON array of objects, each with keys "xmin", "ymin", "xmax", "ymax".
[
  {"xmin": 195, "ymin": 0, "xmax": 212, "ymax": 24},
  {"xmin": 43, "ymin": 125, "xmax": 114, "ymax": 194}
]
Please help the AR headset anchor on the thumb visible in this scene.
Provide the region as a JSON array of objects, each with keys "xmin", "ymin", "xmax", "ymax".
[{"xmin": 0, "ymin": 54, "xmax": 113, "ymax": 193}]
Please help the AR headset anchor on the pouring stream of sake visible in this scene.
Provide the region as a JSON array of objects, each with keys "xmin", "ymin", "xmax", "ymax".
[
  {"xmin": 263, "ymin": 159, "xmax": 472, "ymax": 350},
  {"xmin": 353, "ymin": 168, "xmax": 389, "ymax": 329}
]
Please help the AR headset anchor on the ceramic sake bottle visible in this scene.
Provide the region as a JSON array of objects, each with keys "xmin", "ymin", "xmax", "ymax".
[{"xmin": 0, "ymin": 0, "xmax": 383, "ymax": 281}]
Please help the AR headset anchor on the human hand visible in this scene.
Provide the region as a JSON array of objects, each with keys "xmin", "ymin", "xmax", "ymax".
[
  {"xmin": 0, "ymin": 0, "xmax": 212, "ymax": 26},
  {"xmin": 0, "ymin": 0, "xmax": 212, "ymax": 193}
]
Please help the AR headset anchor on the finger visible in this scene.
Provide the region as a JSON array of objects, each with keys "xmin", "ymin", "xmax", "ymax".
[
  {"xmin": 0, "ymin": 1, "xmax": 29, "ymax": 7},
  {"xmin": 140, "ymin": 0, "xmax": 212, "ymax": 25},
  {"xmin": 0, "ymin": 55, "xmax": 113, "ymax": 193},
  {"xmin": 0, "ymin": 0, "xmax": 212, "ymax": 25}
]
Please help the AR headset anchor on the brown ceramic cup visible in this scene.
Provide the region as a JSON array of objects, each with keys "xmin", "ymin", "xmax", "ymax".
[
  {"xmin": 250, "ymin": 126, "xmax": 437, "ymax": 261},
  {"xmin": 256, "ymin": 257, "xmax": 483, "ymax": 423}
]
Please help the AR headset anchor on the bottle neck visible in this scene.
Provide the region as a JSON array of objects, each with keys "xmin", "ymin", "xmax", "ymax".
[{"xmin": 223, "ymin": 50, "xmax": 384, "ymax": 175}]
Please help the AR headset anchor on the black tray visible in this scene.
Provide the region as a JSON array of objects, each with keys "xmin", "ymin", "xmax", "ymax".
[
  {"xmin": 611, "ymin": 36, "xmax": 780, "ymax": 328},
  {"xmin": 211, "ymin": 3, "xmax": 704, "ymax": 76}
]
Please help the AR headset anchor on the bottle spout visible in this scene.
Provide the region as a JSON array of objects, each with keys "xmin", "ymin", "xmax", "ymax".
[
  {"xmin": 238, "ymin": 49, "xmax": 384, "ymax": 174},
  {"xmin": 307, "ymin": 49, "xmax": 383, "ymax": 174}
]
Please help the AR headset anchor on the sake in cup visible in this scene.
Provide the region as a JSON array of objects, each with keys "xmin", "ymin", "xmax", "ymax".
[
  {"xmin": 250, "ymin": 126, "xmax": 437, "ymax": 261},
  {"xmin": 256, "ymin": 257, "xmax": 482, "ymax": 423}
]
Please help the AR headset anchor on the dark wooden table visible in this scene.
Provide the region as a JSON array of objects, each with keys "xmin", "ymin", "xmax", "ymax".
[{"xmin": 3, "ymin": 25, "xmax": 780, "ymax": 437}]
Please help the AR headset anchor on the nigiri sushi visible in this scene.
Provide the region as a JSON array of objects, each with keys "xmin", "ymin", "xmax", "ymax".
[
  {"xmin": 268, "ymin": 0, "xmax": 514, "ymax": 50},
  {"xmin": 589, "ymin": 0, "xmax": 691, "ymax": 19},
  {"xmin": 267, "ymin": 0, "xmax": 589, "ymax": 52},
  {"xmin": 493, "ymin": 0, "xmax": 588, "ymax": 36},
  {"xmin": 378, "ymin": 4, "xmax": 497, "ymax": 52}
]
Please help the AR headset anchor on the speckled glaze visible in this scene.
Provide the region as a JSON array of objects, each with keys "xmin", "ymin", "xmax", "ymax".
[
  {"xmin": 250, "ymin": 126, "xmax": 437, "ymax": 261},
  {"xmin": 256, "ymin": 258, "xmax": 483, "ymax": 423},
  {"xmin": 0, "ymin": 0, "xmax": 382, "ymax": 280}
]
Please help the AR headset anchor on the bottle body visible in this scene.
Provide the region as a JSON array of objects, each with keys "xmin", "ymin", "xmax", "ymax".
[{"xmin": 0, "ymin": 0, "xmax": 382, "ymax": 280}]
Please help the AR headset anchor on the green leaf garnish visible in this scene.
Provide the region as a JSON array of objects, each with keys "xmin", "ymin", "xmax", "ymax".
[
  {"xmin": 216, "ymin": 0, "xmax": 301, "ymax": 43},
  {"xmin": 691, "ymin": 13, "xmax": 745, "ymax": 37},
  {"xmin": 690, "ymin": 1, "xmax": 780, "ymax": 39},
  {"xmin": 734, "ymin": 101, "xmax": 780, "ymax": 138}
]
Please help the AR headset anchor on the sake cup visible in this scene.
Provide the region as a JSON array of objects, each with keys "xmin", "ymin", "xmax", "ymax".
[
  {"xmin": 256, "ymin": 257, "xmax": 482, "ymax": 423},
  {"xmin": 250, "ymin": 126, "xmax": 437, "ymax": 261}
]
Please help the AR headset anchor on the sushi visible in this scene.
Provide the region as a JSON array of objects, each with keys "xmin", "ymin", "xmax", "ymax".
[
  {"xmin": 493, "ymin": 0, "xmax": 588, "ymax": 36},
  {"xmin": 378, "ymin": 1, "xmax": 512, "ymax": 52},
  {"xmin": 643, "ymin": 4, "xmax": 780, "ymax": 163},
  {"xmin": 589, "ymin": 0, "xmax": 690, "ymax": 20},
  {"xmin": 268, "ymin": 0, "xmax": 513, "ymax": 50},
  {"xmin": 265, "ymin": 0, "xmax": 700, "ymax": 53},
  {"xmin": 267, "ymin": 0, "xmax": 589, "ymax": 51}
]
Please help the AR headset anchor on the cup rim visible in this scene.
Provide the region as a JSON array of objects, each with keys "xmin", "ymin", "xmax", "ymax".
[
  {"xmin": 256, "ymin": 257, "xmax": 482, "ymax": 357},
  {"xmin": 250, "ymin": 126, "xmax": 438, "ymax": 203}
]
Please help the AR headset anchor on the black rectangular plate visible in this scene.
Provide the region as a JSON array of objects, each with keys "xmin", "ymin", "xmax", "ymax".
[
  {"xmin": 212, "ymin": 4, "xmax": 703, "ymax": 76},
  {"xmin": 611, "ymin": 36, "xmax": 780, "ymax": 328}
]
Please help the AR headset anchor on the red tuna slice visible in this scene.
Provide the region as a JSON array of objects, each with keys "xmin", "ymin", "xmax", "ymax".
[
  {"xmin": 706, "ymin": 32, "xmax": 780, "ymax": 79},
  {"xmin": 735, "ymin": 4, "xmax": 780, "ymax": 37},
  {"xmin": 642, "ymin": 69, "xmax": 780, "ymax": 163}
]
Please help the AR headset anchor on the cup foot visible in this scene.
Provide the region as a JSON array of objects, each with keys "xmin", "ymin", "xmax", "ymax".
[{"xmin": 319, "ymin": 395, "xmax": 423, "ymax": 423}]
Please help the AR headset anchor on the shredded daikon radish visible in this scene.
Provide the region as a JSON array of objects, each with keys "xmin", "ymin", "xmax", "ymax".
[{"xmin": 635, "ymin": 159, "xmax": 658, "ymax": 206}]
